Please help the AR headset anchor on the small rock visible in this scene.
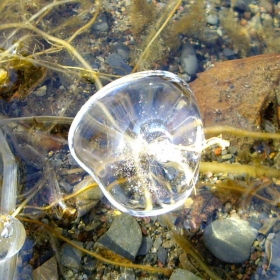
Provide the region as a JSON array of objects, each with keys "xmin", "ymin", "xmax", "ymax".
[
  {"xmin": 92, "ymin": 14, "xmax": 109, "ymax": 32},
  {"xmin": 180, "ymin": 42, "xmax": 198, "ymax": 76},
  {"xmin": 34, "ymin": 85, "xmax": 47, "ymax": 97},
  {"xmin": 33, "ymin": 256, "xmax": 58, "ymax": 280},
  {"xmin": 157, "ymin": 246, "xmax": 167, "ymax": 265},
  {"xmin": 203, "ymin": 218, "xmax": 257, "ymax": 263},
  {"xmin": 153, "ymin": 235, "xmax": 162, "ymax": 250},
  {"xmin": 106, "ymin": 53, "xmax": 132, "ymax": 75},
  {"xmin": 233, "ymin": 0, "xmax": 252, "ymax": 11},
  {"xmin": 223, "ymin": 48, "xmax": 235, "ymax": 59},
  {"xmin": 162, "ymin": 239, "xmax": 174, "ymax": 249},
  {"xmin": 207, "ymin": 13, "xmax": 219, "ymax": 25},
  {"xmin": 201, "ymin": 29, "xmax": 219, "ymax": 46},
  {"xmin": 170, "ymin": 268, "xmax": 202, "ymax": 280},
  {"xmin": 73, "ymin": 176, "xmax": 103, "ymax": 217},
  {"xmin": 111, "ymin": 42, "xmax": 130, "ymax": 61},
  {"xmin": 60, "ymin": 241, "xmax": 84, "ymax": 269},
  {"xmin": 95, "ymin": 213, "xmax": 142, "ymax": 262}
]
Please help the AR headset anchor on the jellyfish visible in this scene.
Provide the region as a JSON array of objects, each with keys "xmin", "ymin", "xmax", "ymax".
[
  {"xmin": 68, "ymin": 71, "xmax": 205, "ymax": 216},
  {"xmin": 0, "ymin": 215, "xmax": 26, "ymax": 261}
]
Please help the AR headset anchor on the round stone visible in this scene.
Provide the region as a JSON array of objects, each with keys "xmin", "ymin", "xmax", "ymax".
[{"xmin": 203, "ymin": 218, "xmax": 257, "ymax": 263}]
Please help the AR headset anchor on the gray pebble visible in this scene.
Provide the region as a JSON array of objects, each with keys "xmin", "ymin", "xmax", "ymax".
[
  {"xmin": 95, "ymin": 213, "xmax": 142, "ymax": 262},
  {"xmin": 92, "ymin": 15, "xmax": 109, "ymax": 32},
  {"xmin": 34, "ymin": 85, "xmax": 47, "ymax": 97},
  {"xmin": 223, "ymin": 48, "xmax": 235, "ymax": 59},
  {"xmin": 170, "ymin": 268, "xmax": 202, "ymax": 280},
  {"xmin": 60, "ymin": 241, "xmax": 84, "ymax": 269},
  {"xmin": 33, "ymin": 256, "xmax": 58, "ymax": 280},
  {"xmin": 111, "ymin": 42, "xmax": 130, "ymax": 61},
  {"xmin": 73, "ymin": 176, "xmax": 103, "ymax": 217},
  {"xmin": 153, "ymin": 235, "xmax": 162, "ymax": 250},
  {"xmin": 157, "ymin": 246, "xmax": 168, "ymax": 265},
  {"xmin": 207, "ymin": 13, "xmax": 219, "ymax": 25},
  {"xmin": 106, "ymin": 53, "xmax": 132, "ymax": 75},
  {"xmin": 85, "ymin": 241, "xmax": 94, "ymax": 250},
  {"xmin": 203, "ymin": 218, "xmax": 257, "ymax": 263},
  {"xmin": 201, "ymin": 29, "xmax": 219, "ymax": 46},
  {"xmin": 180, "ymin": 42, "xmax": 198, "ymax": 76},
  {"xmin": 233, "ymin": 0, "xmax": 253, "ymax": 11}
]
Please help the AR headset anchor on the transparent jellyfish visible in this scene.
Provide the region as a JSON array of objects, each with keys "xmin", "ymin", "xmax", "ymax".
[
  {"xmin": 69, "ymin": 71, "xmax": 204, "ymax": 216},
  {"xmin": 0, "ymin": 215, "xmax": 26, "ymax": 261}
]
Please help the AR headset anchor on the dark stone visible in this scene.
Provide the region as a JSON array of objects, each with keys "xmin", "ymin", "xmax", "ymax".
[
  {"xmin": 137, "ymin": 236, "xmax": 153, "ymax": 256},
  {"xmin": 95, "ymin": 213, "xmax": 142, "ymax": 262},
  {"xmin": 157, "ymin": 246, "xmax": 167, "ymax": 265},
  {"xmin": 106, "ymin": 54, "xmax": 132, "ymax": 75}
]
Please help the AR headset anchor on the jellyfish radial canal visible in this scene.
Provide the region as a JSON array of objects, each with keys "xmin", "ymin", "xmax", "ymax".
[{"xmin": 69, "ymin": 71, "xmax": 204, "ymax": 216}]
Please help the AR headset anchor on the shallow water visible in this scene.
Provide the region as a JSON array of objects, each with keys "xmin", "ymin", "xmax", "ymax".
[{"xmin": 0, "ymin": 0, "xmax": 280, "ymax": 279}]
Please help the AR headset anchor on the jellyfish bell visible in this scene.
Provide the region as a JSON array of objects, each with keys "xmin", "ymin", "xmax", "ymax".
[
  {"xmin": 0, "ymin": 214, "xmax": 26, "ymax": 261},
  {"xmin": 68, "ymin": 71, "xmax": 204, "ymax": 216}
]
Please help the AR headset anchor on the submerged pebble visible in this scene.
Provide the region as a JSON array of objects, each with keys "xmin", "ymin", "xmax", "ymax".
[
  {"xmin": 73, "ymin": 176, "xmax": 103, "ymax": 218},
  {"xmin": 94, "ymin": 213, "xmax": 142, "ymax": 262},
  {"xmin": 234, "ymin": 0, "xmax": 253, "ymax": 11},
  {"xmin": 110, "ymin": 42, "xmax": 130, "ymax": 61},
  {"xmin": 60, "ymin": 241, "xmax": 84, "ymax": 269},
  {"xmin": 157, "ymin": 246, "xmax": 168, "ymax": 265},
  {"xmin": 203, "ymin": 218, "xmax": 257, "ymax": 263},
  {"xmin": 223, "ymin": 48, "xmax": 235, "ymax": 59},
  {"xmin": 33, "ymin": 256, "xmax": 58, "ymax": 280},
  {"xmin": 207, "ymin": 13, "xmax": 219, "ymax": 25},
  {"xmin": 180, "ymin": 42, "xmax": 198, "ymax": 76},
  {"xmin": 92, "ymin": 14, "xmax": 109, "ymax": 32},
  {"xmin": 170, "ymin": 268, "xmax": 202, "ymax": 280},
  {"xmin": 106, "ymin": 53, "xmax": 132, "ymax": 75}
]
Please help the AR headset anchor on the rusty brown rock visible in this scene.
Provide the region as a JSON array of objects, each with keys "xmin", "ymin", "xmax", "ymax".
[{"xmin": 189, "ymin": 54, "xmax": 280, "ymax": 131}]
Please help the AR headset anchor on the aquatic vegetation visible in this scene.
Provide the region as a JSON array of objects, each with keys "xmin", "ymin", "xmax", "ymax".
[
  {"xmin": 131, "ymin": 0, "xmax": 182, "ymax": 72},
  {"xmin": 0, "ymin": 55, "xmax": 47, "ymax": 101}
]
